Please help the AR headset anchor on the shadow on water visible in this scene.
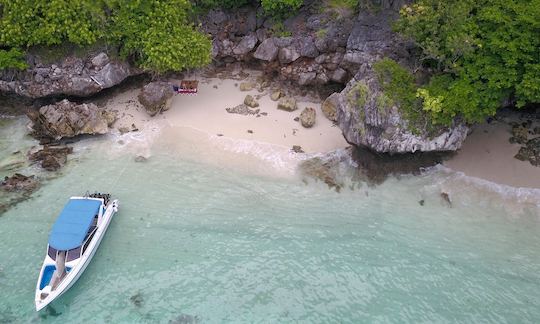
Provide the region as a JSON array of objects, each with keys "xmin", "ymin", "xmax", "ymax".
[{"xmin": 299, "ymin": 146, "xmax": 452, "ymax": 191}]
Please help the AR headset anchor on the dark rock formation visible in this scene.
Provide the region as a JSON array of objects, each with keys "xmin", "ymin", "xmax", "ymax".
[
  {"xmin": 515, "ymin": 137, "xmax": 540, "ymax": 166},
  {"xmin": 226, "ymin": 104, "xmax": 259, "ymax": 115},
  {"xmin": 0, "ymin": 52, "xmax": 141, "ymax": 99},
  {"xmin": 1, "ymin": 173, "xmax": 40, "ymax": 192},
  {"xmin": 27, "ymin": 99, "xmax": 113, "ymax": 140},
  {"xmin": 29, "ymin": 146, "xmax": 73, "ymax": 171},
  {"xmin": 138, "ymin": 81, "xmax": 174, "ymax": 116}
]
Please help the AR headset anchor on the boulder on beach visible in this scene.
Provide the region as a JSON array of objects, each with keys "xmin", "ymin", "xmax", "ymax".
[
  {"xmin": 277, "ymin": 97, "xmax": 297, "ymax": 112},
  {"xmin": 244, "ymin": 95, "xmax": 259, "ymax": 108},
  {"xmin": 270, "ymin": 90, "xmax": 282, "ymax": 101},
  {"xmin": 322, "ymin": 92, "xmax": 339, "ymax": 121},
  {"xmin": 226, "ymin": 104, "xmax": 259, "ymax": 115},
  {"xmin": 27, "ymin": 99, "xmax": 112, "ymax": 140},
  {"xmin": 138, "ymin": 81, "xmax": 174, "ymax": 117},
  {"xmin": 239, "ymin": 82, "xmax": 255, "ymax": 91},
  {"xmin": 300, "ymin": 107, "xmax": 316, "ymax": 128},
  {"xmin": 514, "ymin": 137, "xmax": 540, "ymax": 166}
]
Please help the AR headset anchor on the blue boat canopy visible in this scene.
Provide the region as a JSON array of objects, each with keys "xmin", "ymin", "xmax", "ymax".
[{"xmin": 48, "ymin": 199, "xmax": 102, "ymax": 251}]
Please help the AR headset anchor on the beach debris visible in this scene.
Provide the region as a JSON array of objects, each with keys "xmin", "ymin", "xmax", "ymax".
[
  {"xmin": 138, "ymin": 81, "xmax": 174, "ymax": 116},
  {"xmin": 134, "ymin": 155, "xmax": 148, "ymax": 163},
  {"xmin": 291, "ymin": 145, "xmax": 304, "ymax": 153},
  {"xmin": 440, "ymin": 192, "xmax": 452, "ymax": 207},
  {"xmin": 294, "ymin": 117, "xmax": 300, "ymax": 122},
  {"xmin": 418, "ymin": 200, "xmax": 425, "ymax": 206},
  {"xmin": 169, "ymin": 313, "xmax": 201, "ymax": 324},
  {"xmin": 27, "ymin": 99, "xmax": 110, "ymax": 140},
  {"xmin": 1, "ymin": 174, "xmax": 40, "ymax": 193},
  {"xmin": 300, "ymin": 107, "xmax": 316, "ymax": 128},
  {"xmin": 131, "ymin": 123, "xmax": 139, "ymax": 132},
  {"xmin": 226, "ymin": 104, "xmax": 259, "ymax": 115},
  {"xmin": 29, "ymin": 146, "xmax": 73, "ymax": 171},
  {"xmin": 130, "ymin": 291, "xmax": 144, "ymax": 307},
  {"xmin": 239, "ymin": 82, "xmax": 254, "ymax": 91},
  {"xmin": 216, "ymin": 133, "xmax": 224, "ymax": 136},
  {"xmin": 261, "ymin": 112, "xmax": 268, "ymax": 116},
  {"xmin": 247, "ymin": 129, "xmax": 253, "ymax": 134},
  {"xmin": 514, "ymin": 137, "xmax": 540, "ymax": 166},
  {"xmin": 213, "ymin": 85, "xmax": 218, "ymax": 89},
  {"xmin": 277, "ymin": 97, "xmax": 298, "ymax": 111},
  {"xmin": 270, "ymin": 90, "xmax": 283, "ymax": 101},
  {"xmin": 244, "ymin": 95, "xmax": 259, "ymax": 108},
  {"xmin": 292, "ymin": 128, "xmax": 298, "ymax": 135}
]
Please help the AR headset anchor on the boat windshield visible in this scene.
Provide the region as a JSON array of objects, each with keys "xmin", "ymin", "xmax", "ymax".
[
  {"xmin": 47, "ymin": 246, "xmax": 58, "ymax": 261},
  {"xmin": 66, "ymin": 246, "xmax": 82, "ymax": 262}
]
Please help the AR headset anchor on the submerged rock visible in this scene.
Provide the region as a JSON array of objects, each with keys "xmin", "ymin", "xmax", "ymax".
[
  {"xmin": 29, "ymin": 146, "xmax": 73, "ymax": 171},
  {"xmin": 138, "ymin": 81, "xmax": 174, "ymax": 117},
  {"xmin": 299, "ymin": 107, "xmax": 316, "ymax": 128},
  {"xmin": 28, "ymin": 99, "xmax": 112, "ymax": 140},
  {"xmin": 1, "ymin": 173, "xmax": 40, "ymax": 193},
  {"xmin": 277, "ymin": 97, "xmax": 297, "ymax": 112},
  {"xmin": 169, "ymin": 314, "xmax": 201, "ymax": 324}
]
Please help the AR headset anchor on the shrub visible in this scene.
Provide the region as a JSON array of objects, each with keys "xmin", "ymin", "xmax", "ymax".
[
  {"xmin": 0, "ymin": 48, "xmax": 28, "ymax": 70},
  {"xmin": 261, "ymin": 0, "xmax": 303, "ymax": 18}
]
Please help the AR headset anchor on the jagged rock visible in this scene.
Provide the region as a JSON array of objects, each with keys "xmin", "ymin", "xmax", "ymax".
[
  {"xmin": 28, "ymin": 99, "xmax": 111, "ymax": 140},
  {"xmin": 300, "ymin": 107, "xmax": 316, "ymax": 128},
  {"xmin": 244, "ymin": 95, "xmax": 259, "ymax": 108},
  {"xmin": 29, "ymin": 146, "xmax": 73, "ymax": 171},
  {"xmin": 253, "ymin": 39, "xmax": 279, "ymax": 61},
  {"xmin": 322, "ymin": 92, "xmax": 340, "ymax": 121},
  {"xmin": 330, "ymin": 68, "xmax": 348, "ymax": 83},
  {"xmin": 291, "ymin": 145, "xmax": 305, "ymax": 153},
  {"xmin": 226, "ymin": 104, "xmax": 259, "ymax": 115},
  {"xmin": 233, "ymin": 34, "xmax": 258, "ymax": 55},
  {"xmin": 239, "ymin": 82, "xmax": 255, "ymax": 91},
  {"xmin": 294, "ymin": 37, "xmax": 319, "ymax": 58},
  {"xmin": 91, "ymin": 52, "xmax": 109, "ymax": 68},
  {"xmin": 277, "ymin": 97, "xmax": 297, "ymax": 112},
  {"xmin": 1, "ymin": 174, "xmax": 40, "ymax": 193},
  {"xmin": 138, "ymin": 81, "xmax": 174, "ymax": 117},
  {"xmin": 270, "ymin": 90, "xmax": 282, "ymax": 101},
  {"xmin": 278, "ymin": 47, "xmax": 300, "ymax": 64},
  {"xmin": 298, "ymin": 72, "xmax": 316, "ymax": 86},
  {"xmin": 333, "ymin": 69, "xmax": 468, "ymax": 153}
]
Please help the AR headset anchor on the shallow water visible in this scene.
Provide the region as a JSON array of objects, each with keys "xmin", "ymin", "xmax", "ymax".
[{"xmin": 1, "ymin": 118, "xmax": 539, "ymax": 323}]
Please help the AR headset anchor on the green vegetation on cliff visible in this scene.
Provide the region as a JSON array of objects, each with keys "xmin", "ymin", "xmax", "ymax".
[
  {"xmin": 0, "ymin": 0, "xmax": 211, "ymax": 72},
  {"xmin": 394, "ymin": 0, "xmax": 540, "ymax": 124}
]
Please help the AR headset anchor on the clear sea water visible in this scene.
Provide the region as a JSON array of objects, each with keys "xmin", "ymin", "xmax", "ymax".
[{"xmin": 1, "ymin": 117, "xmax": 540, "ymax": 323}]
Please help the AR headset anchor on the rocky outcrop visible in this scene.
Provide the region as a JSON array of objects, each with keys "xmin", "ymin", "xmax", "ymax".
[
  {"xmin": 332, "ymin": 68, "xmax": 468, "ymax": 153},
  {"xmin": 244, "ymin": 95, "xmax": 259, "ymax": 108},
  {"xmin": 138, "ymin": 81, "xmax": 174, "ymax": 116},
  {"xmin": 299, "ymin": 107, "xmax": 316, "ymax": 128},
  {"xmin": 27, "ymin": 99, "xmax": 113, "ymax": 140},
  {"xmin": 0, "ymin": 52, "xmax": 141, "ymax": 99},
  {"xmin": 515, "ymin": 136, "xmax": 540, "ymax": 166}
]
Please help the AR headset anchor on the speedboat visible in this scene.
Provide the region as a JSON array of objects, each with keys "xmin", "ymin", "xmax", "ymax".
[{"xmin": 35, "ymin": 193, "xmax": 119, "ymax": 311}]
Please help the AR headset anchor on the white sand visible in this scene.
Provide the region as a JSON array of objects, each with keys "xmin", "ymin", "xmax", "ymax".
[{"xmin": 445, "ymin": 121, "xmax": 540, "ymax": 189}]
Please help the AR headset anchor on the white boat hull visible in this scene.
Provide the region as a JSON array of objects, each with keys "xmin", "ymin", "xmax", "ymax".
[{"xmin": 35, "ymin": 197, "xmax": 118, "ymax": 311}]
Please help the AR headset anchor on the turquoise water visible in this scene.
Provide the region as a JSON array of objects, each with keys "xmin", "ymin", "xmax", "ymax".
[{"xmin": 1, "ymin": 118, "xmax": 540, "ymax": 323}]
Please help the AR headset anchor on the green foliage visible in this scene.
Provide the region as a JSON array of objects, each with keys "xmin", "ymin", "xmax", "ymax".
[
  {"xmin": 316, "ymin": 29, "xmax": 328, "ymax": 39},
  {"xmin": 268, "ymin": 21, "xmax": 292, "ymax": 37},
  {"xmin": 107, "ymin": 0, "xmax": 211, "ymax": 73},
  {"xmin": 0, "ymin": 0, "xmax": 105, "ymax": 47},
  {"xmin": 375, "ymin": 93, "xmax": 393, "ymax": 115},
  {"xmin": 373, "ymin": 58, "xmax": 417, "ymax": 114},
  {"xmin": 261, "ymin": 0, "xmax": 303, "ymax": 18},
  {"xmin": 328, "ymin": 0, "xmax": 358, "ymax": 11},
  {"xmin": 0, "ymin": 48, "xmax": 28, "ymax": 70},
  {"xmin": 395, "ymin": 0, "xmax": 540, "ymax": 124}
]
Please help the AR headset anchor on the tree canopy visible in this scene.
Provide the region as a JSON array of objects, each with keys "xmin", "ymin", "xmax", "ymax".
[{"xmin": 394, "ymin": 0, "xmax": 540, "ymax": 124}]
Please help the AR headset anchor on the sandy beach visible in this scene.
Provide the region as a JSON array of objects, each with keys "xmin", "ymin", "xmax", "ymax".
[{"xmin": 445, "ymin": 121, "xmax": 540, "ymax": 189}]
